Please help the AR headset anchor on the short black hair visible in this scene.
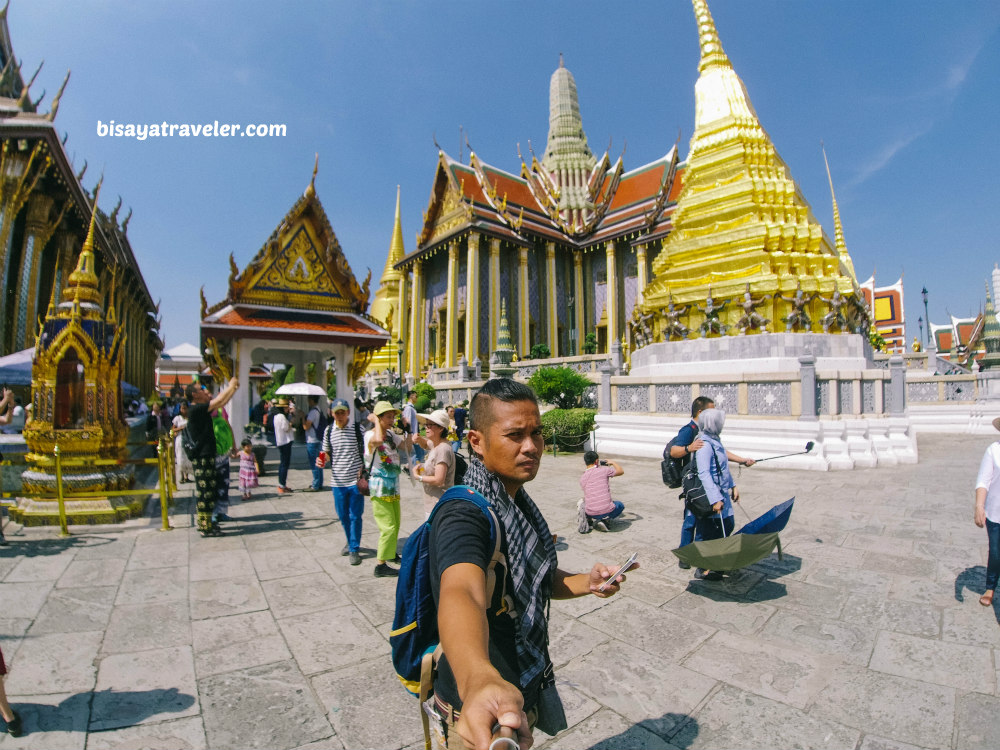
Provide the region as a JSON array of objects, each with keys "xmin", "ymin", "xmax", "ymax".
[
  {"xmin": 240, "ymin": 437, "xmax": 252, "ymax": 447},
  {"xmin": 469, "ymin": 378, "xmax": 538, "ymax": 433},
  {"xmin": 584, "ymin": 450, "xmax": 599, "ymax": 465},
  {"xmin": 691, "ymin": 396, "xmax": 715, "ymax": 418}
]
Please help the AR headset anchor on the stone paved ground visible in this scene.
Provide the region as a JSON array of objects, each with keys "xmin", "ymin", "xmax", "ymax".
[{"xmin": 1, "ymin": 433, "xmax": 998, "ymax": 750}]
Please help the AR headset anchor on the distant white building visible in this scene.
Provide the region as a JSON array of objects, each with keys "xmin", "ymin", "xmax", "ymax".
[{"xmin": 155, "ymin": 343, "xmax": 204, "ymax": 397}]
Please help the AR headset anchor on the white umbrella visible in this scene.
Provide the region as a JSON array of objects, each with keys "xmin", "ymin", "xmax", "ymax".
[{"xmin": 275, "ymin": 382, "xmax": 327, "ymax": 397}]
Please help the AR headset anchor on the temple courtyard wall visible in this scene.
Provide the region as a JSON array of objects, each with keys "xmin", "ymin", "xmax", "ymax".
[{"xmin": 405, "ymin": 333, "xmax": 997, "ymax": 470}]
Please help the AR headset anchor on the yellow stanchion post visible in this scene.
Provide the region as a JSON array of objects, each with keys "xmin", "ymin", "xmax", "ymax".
[
  {"xmin": 157, "ymin": 439, "xmax": 172, "ymax": 532},
  {"xmin": 166, "ymin": 438, "xmax": 177, "ymax": 498},
  {"xmin": 53, "ymin": 444, "xmax": 70, "ymax": 537}
]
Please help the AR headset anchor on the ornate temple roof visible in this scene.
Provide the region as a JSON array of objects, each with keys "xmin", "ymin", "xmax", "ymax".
[
  {"xmin": 203, "ymin": 160, "xmax": 388, "ymax": 350},
  {"xmin": 395, "ymin": 53, "xmax": 686, "ymax": 268}
]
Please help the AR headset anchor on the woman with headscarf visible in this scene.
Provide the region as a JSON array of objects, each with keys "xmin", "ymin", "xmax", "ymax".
[{"xmin": 692, "ymin": 407, "xmax": 742, "ymax": 580}]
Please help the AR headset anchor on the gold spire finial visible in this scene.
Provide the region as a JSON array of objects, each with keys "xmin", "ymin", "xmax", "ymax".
[
  {"xmin": 46, "ymin": 70, "xmax": 70, "ymax": 121},
  {"xmin": 306, "ymin": 152, "xmax": 319, "ymax": 197},
  {"xmin": 692, "ymin": 0, "xmax": 731, "ymax": 73},
  {"xmin": 17, "ymin": 59, "xmax": 43, "ymax": 108},
  {"xmin": 822, "ymin": 143, "xmax": 857, "ymax": 282},
  {"xmin": 82, "ymin": 177, "xmax": 102, "ymax": 255},
  {"xmin": 66, "ymin": 178, "xmax": 103, "ymax": 306}
]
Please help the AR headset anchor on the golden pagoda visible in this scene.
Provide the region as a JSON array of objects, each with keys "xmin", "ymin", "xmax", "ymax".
[
  {"xmin": 11, "ymin": 186, "xmax": 137, "ymax": 526},
  {"xmin": 365, "ymin": 186, "xmax": 407, "ymax": 375},
  {"xmin": 641, "ymin": 0, "xmax": 860, "ymax": 336}
]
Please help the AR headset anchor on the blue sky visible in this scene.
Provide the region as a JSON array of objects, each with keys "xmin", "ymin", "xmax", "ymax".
[{"xmin": 10, "ymin": 1, "xmax": 1000, "ymax": 347}]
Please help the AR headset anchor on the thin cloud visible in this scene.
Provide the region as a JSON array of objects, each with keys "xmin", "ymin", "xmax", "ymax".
[{"xmin": 847, "ymin": 124, "xmax": 932, "ymax": 188}]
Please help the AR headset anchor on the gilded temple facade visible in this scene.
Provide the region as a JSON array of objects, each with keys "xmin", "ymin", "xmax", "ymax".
[
  {"xmin": 0, "ymin": 6, "xmax": 160, "ymax": 393},
  {"xmin": 373, "ymin": 0, "xmax": 866, "ymax": 379}
]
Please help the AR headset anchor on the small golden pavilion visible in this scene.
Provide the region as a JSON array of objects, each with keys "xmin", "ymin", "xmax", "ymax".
[
  {"xmin": 201, "ymin": 161, "xmax": 389, "ymax": 445},
  {"xmin": 11, "ymin": 186, "xmax": 137, "ymax": 525}
]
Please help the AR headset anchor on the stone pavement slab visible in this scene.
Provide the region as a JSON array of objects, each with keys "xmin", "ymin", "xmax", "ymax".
[
  {"xmin": 1, "ymin": 432, "xmax": 998, "ymax": 749},
  {"xmin": 198, "ymin": 660, "xmax": 332, "ymax": 750},
  {"xmin": 809, "ymin": 665, "xmax": 956, "ymax": 748},
  {"xmin": 90, "ymin": 646, "xmax": 200, "ymax": 730}
]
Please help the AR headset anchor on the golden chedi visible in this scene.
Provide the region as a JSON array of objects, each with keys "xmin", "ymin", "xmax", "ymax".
[
  {"xmin": 11, "ymin": 189, "xmax": 136, "ymax": 526},
  {"xmin": 641, "ymin": 0, "xmax": 860, "ymax": 338}
]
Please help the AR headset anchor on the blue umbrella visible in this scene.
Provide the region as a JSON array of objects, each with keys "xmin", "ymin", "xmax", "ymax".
[{"xmin": 735, "ymin": 497, "xmax": 795, "ymax": 535}]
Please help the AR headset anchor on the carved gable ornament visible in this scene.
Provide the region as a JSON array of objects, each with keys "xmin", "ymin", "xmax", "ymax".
[
  {"xmin": 221, "ymin": 180, "xmax": 371, "ymax": 314},
  {"xmin": 418, "ymin": 155, "xmax": 474, "ymax": 247}
]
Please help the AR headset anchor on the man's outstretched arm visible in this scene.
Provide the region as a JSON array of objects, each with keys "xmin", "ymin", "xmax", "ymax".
[{"xmin": 439, "ymin": 562, "xmax": 532, "ymax": 750}]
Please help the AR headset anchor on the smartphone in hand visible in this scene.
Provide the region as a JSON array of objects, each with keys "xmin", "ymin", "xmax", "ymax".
[{"xmin": 598, "ymin": 551, "xmax": 638, "ymax": 592}]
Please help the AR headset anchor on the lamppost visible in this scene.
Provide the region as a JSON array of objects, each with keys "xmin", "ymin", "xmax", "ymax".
[
  {"xmin": 921, "ymin": 287, "xmax": 929, "ymax": 345},
  {"xmin": 917, "ymin": 316, "xmax": 923, "ymax": 346},
  {"xmin": 396, "ymin": 338, "xmax": 406, "ymax": 401}
]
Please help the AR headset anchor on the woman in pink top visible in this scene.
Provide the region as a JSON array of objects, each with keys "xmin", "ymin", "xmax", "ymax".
[{"xmin": 577, "ymin": 450, "xmax": 625, "ymax": 532}]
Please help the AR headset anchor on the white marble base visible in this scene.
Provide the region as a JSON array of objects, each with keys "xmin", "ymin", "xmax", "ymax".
[
  {"xmin": 593, "ymin": 413, "xmax": 918, "ymax": 470},
  {"xmin": 629, "ymin": 332, "xmax": 873, "ymax": 376}
]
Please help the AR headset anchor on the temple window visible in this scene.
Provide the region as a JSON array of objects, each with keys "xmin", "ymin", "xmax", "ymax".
[{"xmin": 54, "ymin": 347, "xmax": 86, "ymax": 429}]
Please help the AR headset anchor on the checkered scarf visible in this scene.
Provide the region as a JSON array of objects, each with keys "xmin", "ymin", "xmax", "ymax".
[{"xmin": 463, "ymin": 455, "xmax": 557, "ymax": 691}]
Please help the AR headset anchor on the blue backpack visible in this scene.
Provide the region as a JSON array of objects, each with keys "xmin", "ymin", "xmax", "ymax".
[{"xmin": 390, "ymin": 485, "xmax": 505, "ymax": 698}]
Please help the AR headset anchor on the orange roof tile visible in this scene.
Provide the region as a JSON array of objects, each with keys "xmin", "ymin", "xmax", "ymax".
[{"xmin": 609, "ymin": 163, "xmax": 667, "ymax": 211}]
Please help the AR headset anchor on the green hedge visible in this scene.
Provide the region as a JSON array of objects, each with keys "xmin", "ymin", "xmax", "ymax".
[{"xmin": 540, "ymin": 408, "xmax": 597, "ymax": 451}]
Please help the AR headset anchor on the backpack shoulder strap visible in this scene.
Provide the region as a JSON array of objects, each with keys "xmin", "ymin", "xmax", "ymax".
[{"xmin": 429, "ymin": 485, "xmax": 506, "ymax": 616}]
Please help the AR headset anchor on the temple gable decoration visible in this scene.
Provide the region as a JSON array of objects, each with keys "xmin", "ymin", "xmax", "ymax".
[{"xmin": 219, "ymin": 161, "xmax": 371, "ymax": 316}]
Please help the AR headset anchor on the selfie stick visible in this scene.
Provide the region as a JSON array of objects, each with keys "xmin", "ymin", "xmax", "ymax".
[{"xmin": 752, "ymin": 441, "xmax": 815, "ymax": 463}]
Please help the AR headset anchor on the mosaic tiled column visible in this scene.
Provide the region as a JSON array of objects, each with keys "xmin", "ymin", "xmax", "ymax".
[
  {"xmin": 518, "ymin": 246, "xmax": 530, "ymax": 357},
  {"xmin": 573, "ymin": 252, "xmax": 584, "ymax": 353},
  {"xmin": 546, "ymin": 242, "xmax": 558, "ymax": 356},
  {"xmin": 465, "ymin": 232, "xmax": 479, "ymax": 363},
  {"xmin": 409, "ymin": 261, "xmax": 423, "ymax": 378},
  {"xmin": 606, "ymin": 244, "xmax": 618, "ymax": 351},
  {"xmin": 445, "ymin": 242, "xmax": 459, "ymax": 367},
  {"xmin": 489, "ymin": 238, "xmax": 501, "ymax": 352}
]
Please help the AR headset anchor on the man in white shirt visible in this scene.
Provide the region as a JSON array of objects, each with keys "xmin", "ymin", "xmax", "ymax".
[
  {"xmin": 402, "ymin": 390, "xmax": 423, "ymax": 464},
  {"xmin": 303, "ymin": 395, "xmax": 324, "ymax": 491},
  {"xmin": 273, "ymin": 398, "xmax": 294, "ymax": 494}
]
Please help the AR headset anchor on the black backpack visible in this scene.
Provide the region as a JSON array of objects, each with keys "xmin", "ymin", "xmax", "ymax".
[
  {"xmin": 661, "ymin": 437, "xmax": 690, "ymax": 488},
  {"xmin": 314, "ymin": 408, "xmax": 330, "ymax": 440},
  {"xmin": 453, "ymin": 452, "xmax": 468, "ymax": 485},
  {"xmin": 681, "ymin": 450, "xmax": 722, "ymax": 519}
]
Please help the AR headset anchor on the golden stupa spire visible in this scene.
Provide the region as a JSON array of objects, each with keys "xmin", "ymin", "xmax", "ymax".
[
  {"xmin": 822, "ymin": 143, "xmax": 857, "ymax": 283},
  {"xmin": 66, "ymin": 178, "xmax": 103, "ymax": 306},
  {"xmin": 380, "ymin": 184, "xmax": 405, "ymax": 283},
  {"xmin": 642, "ymin": 0, "xmax": 859, "ymax": 329},
  {"xmin": 692, "ymin": 0, "xmax": 732, "ymax": 73}
]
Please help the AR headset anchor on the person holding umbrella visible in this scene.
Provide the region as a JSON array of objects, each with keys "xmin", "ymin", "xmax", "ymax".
[
  {"xmin": 693, "ymin": 407, "xmax": 740, "ymax": 580},
  {"xmin": 973, "ymin": 417, "xmax": 1000, "ymax": 607}
]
